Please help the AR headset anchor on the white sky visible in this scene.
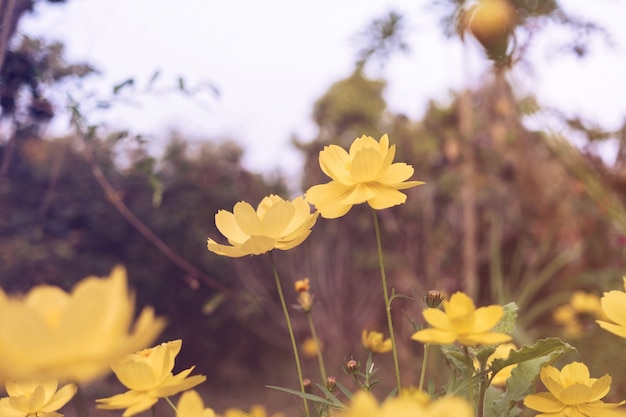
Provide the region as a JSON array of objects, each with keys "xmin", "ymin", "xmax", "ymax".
[{"xmin": 18, "ymin": 0, "xmax": 626, "ymax": 188}]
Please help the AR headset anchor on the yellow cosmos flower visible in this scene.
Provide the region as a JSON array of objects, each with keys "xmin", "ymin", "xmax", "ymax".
[
  {"xmin": 223, "ymin": 405, "xmax": 285, "ymax": 417},
  {"xmin": 0, "ymin": 266, "xmax": 165, "ymax": 383},
  {"xmin": 524, "ymin": 362, "xmax": 625, "ymax": 417},
  {"xmin": 176, "ymin": 390, "xmax": 216, "ymax": 417},
  {"xmin": 96, "ymin": 340, "xmax": 206, "ymax": 417},
  {"xmin": 0, "ymin": 380, "xmax": 77, "ymax": 417},
  {"xmin": 336, "ymin": 390, "xmax": 474, "ymax": 417},
  {"xmin": 305, "ymin": 134, "xmax": 424, "ymax": 219},
  {"xmin": 411, "ymin": 292, "xmax": 511, "ymax": 346},
  {"xmin": 362, "ymin": 330, "xmax": 392, "ymax": 354},
  {"xmin": 597, "ymin": 277, "xmax": 626, "ymax": 339},
  {"xmin": 207, "ymin": 195, "xmax": 319, "ymax": 257}
]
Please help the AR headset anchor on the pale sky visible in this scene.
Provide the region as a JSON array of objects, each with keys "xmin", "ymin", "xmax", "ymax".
[{"xmin": 19, "ymin": 0, "xmax": 626, "ymax": 188}]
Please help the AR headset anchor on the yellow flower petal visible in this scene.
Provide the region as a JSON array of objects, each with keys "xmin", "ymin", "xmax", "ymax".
[
  {"xmin": 350, "ymin": 147, "xmax": 384, "ymax": 182},
  {"xmin": 600, "ymin": 291, "xmax": 626, "ymax": 327},
  {"xmin": 305, "ymin": 183, "xmax": 354, "ymax": 219},
  {"xmin": 214, "ymin": 210, "xmax": 249, "ymax": 244},
  {"xmin": 411, "ymin": 328, "xmax": 458, "ymax": 345},
  {"xmin": 472, "ymin": 305, "xmax": 504, "ymax": 333},
  {"xmin": 596, "ymin": 319, "xmax": 626, "ymax": 338},
  {"xmin": 365, "ymin": 185, "xmax": 409, "ymax": 210},
  {"xmin": 588, "ymin": 375, "xmax": 612, "ymax": 402},
  {"xmin": 232, "ymin": 201, "xmax": 262, "ymax": 236},
  {"xmin": 319, "ymin": 145, "xmax": 353, "ymax": 184},
  {"xmin": 524, "ymin": 392, "xmax": 566, "ymax": 413},
  {"xmin": 422, "ymin": 308, "xmax": 453, "ymax": 331}
]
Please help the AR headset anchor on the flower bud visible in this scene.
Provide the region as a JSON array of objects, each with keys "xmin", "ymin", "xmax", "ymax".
[
  {"xmin": 302, "ymin": 378, "xmax": 312, "ymax": 394},
  {"xmin": 423, "ymin": 290, "xmax": 446, "ymax": 308},
  {"xmin": 294, "ymin": 278, "xmax": 310, "ymax": 293},
  {"xmin": 296, "ymin": 291, "xmax": 315, "ymax": 313},
  {"xmin": 344, "ymin": 359, "xmax": 360, "ymax": 376},
  {"xmin": 326, "ymin": 376, "xmax": 337, "ymax": 392}
]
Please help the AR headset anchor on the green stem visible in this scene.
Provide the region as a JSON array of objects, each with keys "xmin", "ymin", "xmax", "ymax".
[
  {"xmin": 164, "ymin": 396, "xmax": 177, "ymax": 413},
  {"xmin": 418, "ymin": 344, "xmax": 430, "ymax": 392},
  {"xmin": 370, "ymin": 208, "xmax": 402, "ymax": 392},
  {"xmin": 73, "ymin": 386, "xmax": 89, "ymax": 417},
  {"xmin": 463, "ymin": 346, "xmax": 475, "ymax": 413},
  {"xmin": 306, "ymin": 311, "xmax": 328, "ymax": 383},
  {"xmin": 478, "ymin": 374, "xmax": 488, "ymax": 417},
  {"xmin": 269, "ymin": 252, "xmax": 310, "ymax": 417}
]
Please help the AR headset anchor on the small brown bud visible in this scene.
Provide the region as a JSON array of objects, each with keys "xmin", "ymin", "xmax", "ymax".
[
  {"xmin": 294, "ymin": 278, "xmax": 310, "ymax": 293},
  {"xmin": 326, "ymin": 376, "xmax": 337, "ymax": 392},
  {"xmin": 302, "ymin": 378, "xmax": 312, "ymax": 394},
  {"xmin": 344, "ymin": 359, "xmax": 360, "ymax": 376},
  {"xmin": 424, "ymin": 290, "xmax": 446, "ymax": 308}
]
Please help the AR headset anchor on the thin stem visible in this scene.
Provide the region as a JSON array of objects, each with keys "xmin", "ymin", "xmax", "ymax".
[
  {"xmin": 164, "ymin": 396, "xmax": 177, "ymax": 413},
  {"xmin": 269, "ymin": 252, "xmax": 310, "ymax": 417},
  {"xmin": 418, "ymin": 344, "xmax": 430, "ymax": 392},
  {"xmin": 306, "ymin": 311, "xmax": 328, "ymax": 383},
  {"xmin": 73, "ymin": 386, "xmax": 89, "ymax": 417},
  {"xmin": 463, "ymin": 346, "xmax": 475, "ymax": 414},
  {"xmin": 370, "ymin": 208, "xmax": 402, "ymax": 392},
  {"xmin": 478, "ymin": 374, "xmax": 488, "ymax": 417}
]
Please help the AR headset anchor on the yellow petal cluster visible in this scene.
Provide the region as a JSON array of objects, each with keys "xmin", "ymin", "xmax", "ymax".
[
  {"xmin": 0, "ymin": 266, "xmax": 165, "ymax": 383},
  {"xmin": 0, "ymin": 380, "xmax": 77, "ymax": 417},
  {"xmin": 411, "ymin": 292, "xmax": 511, "ymax": 346},
  {"xmin": 176, "ymin": 390, "xmax": 216, "ymax": 417},
  {"xmin": 335, "ymin": 390, "xmax": 473, "ymax": 417},
  {"xmin": 305, "ymin": 134, "xmax": 424, "ymax": 219},
  {"xmin": 524, "ymin": 362, "xmax": 624, "ymax": 417},
  {"xmin": 362, "ymin": 330, "xmax": 393, "ymax": 354},
  {"xmin": 596, "ymin": 277, "xmax": 626, "ymax": 339},
  {"xmin": 207, "ymin": 195, "xmax": 319, "ymax": 257},
  {"xmin": 96, "ymin": 340, "xmax": 206, "ymax": 417}
]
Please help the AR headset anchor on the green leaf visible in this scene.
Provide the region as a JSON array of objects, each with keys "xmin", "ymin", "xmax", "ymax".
[
  {"xmin": 490, "ymin": 337, "xmax": 575, "ymax": 375},
  {"xmin": 492, "ymin": 302, "xmax": 518, "ymax": 335},
  {"xmin": 487, "ymin": 338, "xmax": 576, "ymax": 417},
  {"xmin": 266, "ymin": 385, "xmax": 344, "ymax": 408}
]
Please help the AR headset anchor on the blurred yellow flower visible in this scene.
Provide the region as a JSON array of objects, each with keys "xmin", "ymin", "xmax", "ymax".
[
  {"xmin": 224, "ymin": 405, "xmax": 285, "ymax": 417},
  {"xmin": 597, "ymin": 277, "xmax": 626, "ymax": 339},
  {"xmin": 336, "ymin": 390, "xmax": 474, "ymax": 417},
  {"xmin": 411, "ymin": 292, "xmax": 511, "ymax": 346},
  {"xmin": 362, "ymin": 330, "xmax": 392, "ymax": 354},
  {"xmin": 96, "ymin": 340, "xmax": 206, "ymax": 417},
  {"xmin": 0, "ymin": 266, "xmax": 165, "ymax": 383},
  {"xmin": 207, "ymin": 195, "xmax": 318, "ymax": 257},
  {"xmin": 554, "ymin": 291, "xmax": 606, "ymax": 338},
  {"xmin": 176, "ymin": 390, "xmax": 216, "ymax": 417},
  {"xmin": 301, "ymin": 337, "xmax": 321, "ymax": 358},
  {"xmin": 305, "ymin": 134, "xmax": 424, "ymax": 219},
  {"xmin": 524, "ymin": 362, "xmax": 624, "ymax": 417},
  {"xmin": 0, "ymin": 380, "xmax": 77, "ymax": 417}
]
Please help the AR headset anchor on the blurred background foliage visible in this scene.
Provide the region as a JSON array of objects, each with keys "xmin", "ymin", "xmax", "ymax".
[{"xmin": 2, "ymin": 0, "xmax": 626, "ymax": 411}]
